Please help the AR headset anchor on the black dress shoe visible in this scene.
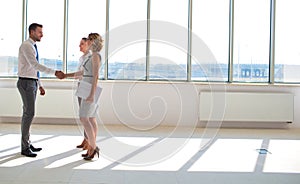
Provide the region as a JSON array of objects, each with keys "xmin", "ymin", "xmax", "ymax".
[
  {"xmin": 21, "ymin": 149, "xmax": 37, "ymax": 157},
  {"xmin": 30, "ymin": 145, "xmax": 42, "ymax": 152}
]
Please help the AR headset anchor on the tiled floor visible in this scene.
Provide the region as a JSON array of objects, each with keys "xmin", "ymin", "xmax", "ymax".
[{"xmin": 0, "ymin": 122, "xmax": 300, "ymax": 184}]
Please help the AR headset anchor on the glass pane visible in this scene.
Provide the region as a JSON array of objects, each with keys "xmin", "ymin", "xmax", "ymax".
[
  {"xmin": 191, "ymin": 0, "xmax": 229, "ymax": 81},
  {"xmin": 108, "ymin": 0, "xmax": 147, "ymax": 80},
  {"xmin": 27, "ymin": 0, "xmax": 64, "ymax": 78},
  {"xmin": 275, "ymin": 0, "xmax": 300, "ymax": 83},
  {"xmin": 233, "ymin": 0, "xmax": 270, "ymax": 82},
  {"xmin": 67, "ymin": 0, "xmax": 106, "ymax": 79},
  {"xmin": 149, "ymin": 0, "xmax": 188, "ymax": 80},
  {"xmin": 0, "ymin": 0, "xmax": 22, "ymax": 77}
]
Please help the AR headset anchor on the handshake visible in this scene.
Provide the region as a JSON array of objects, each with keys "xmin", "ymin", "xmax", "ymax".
[{"xmin": 55, "ymin": 70, "xmax": 66, "ymax": 79}]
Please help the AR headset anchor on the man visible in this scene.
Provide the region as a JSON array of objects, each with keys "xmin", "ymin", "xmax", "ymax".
[{"xmin": 17, "ymin": 23, "xmax": 65, "ymax": 157}]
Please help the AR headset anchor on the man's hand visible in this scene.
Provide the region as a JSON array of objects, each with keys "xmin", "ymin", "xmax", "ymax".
[
  {"xmin": 39, "ymin": 86, "xmax": 45, "ymax": 96},
  {"xmin": 55, "ymin": 70, "xmax": 65, "ymax": 79}
]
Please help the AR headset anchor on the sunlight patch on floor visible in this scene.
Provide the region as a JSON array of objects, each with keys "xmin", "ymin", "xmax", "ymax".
[
  {"xmin": 188, "ymin": 139, "xmax": 263, "ymax": 172},
  {"xmin": 112, "ymin": 138, "xmax": 209, "ymax": 171},
  {"xmin": 74, "ymin": 136, "xmax": 158, "ymax": 170},
  {"xmin": 1, "ymin": 132, "xmax": 300, "ymax": 175},
  {"xmin": 0, "ymin": 134, "xmax": 20, "ymax": 151},
  {"xmin": 263, "ymin": 140, "xmax": 300, "ymax": 173},
  {"xmin": 0, "ymin": 135, "xmax": 81, "ymax": 167},
  {"xmin": 44, "ymin": 136, "xmax": 111, "ymax": 169}
]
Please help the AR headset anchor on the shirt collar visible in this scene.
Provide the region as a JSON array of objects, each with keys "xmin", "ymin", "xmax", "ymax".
[{"xmin": 28, "ymin": 38, "xmax": 36, "ymax": 45}]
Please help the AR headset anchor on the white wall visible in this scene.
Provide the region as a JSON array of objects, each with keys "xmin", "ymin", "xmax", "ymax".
[{"xmin": 1, "ymin": 78, "xmax": 300, "ymax": 128}]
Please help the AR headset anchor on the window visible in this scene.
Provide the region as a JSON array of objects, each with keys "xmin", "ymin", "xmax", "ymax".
[
  {"xmin": 275, "ymin": 0, "xmax": 300, "ymax": 83},
  {"xmin": 2, "ymin": 0, "xmax": 300, "ymax": 85},
  {"xmin": 233, "ymin": 0, "xmax": 270, "ymax": 82},
  {"xmin": 27, "ymin": 0, "xmax": 64, "ymax": 78},
  {"xmin": 108, "ymin": 0, "xmax": 148, "ymax": 80},
  {"xmin": 192, "ymin": 0, "xmax": 230, "ymax": 81},
  {"xmin": 0, "ymin": 0, "xmax": 22, "ymax": 77},
  {"xmin": 67, "ymin": 0, "xmax": 106, "ymax": 79},
  {"xmin": 150, "ymin": 0, "xmax": 189, "ymax": 80}
]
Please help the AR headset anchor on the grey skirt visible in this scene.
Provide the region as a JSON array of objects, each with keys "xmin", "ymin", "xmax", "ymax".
[{"xmin": 79, "ymin": 100, "xmax": 99, "ymax": 117}]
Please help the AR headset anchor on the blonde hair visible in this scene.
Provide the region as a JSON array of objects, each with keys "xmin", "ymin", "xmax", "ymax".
[{"xmin": 88, "ymin": 33, "xmax": 103, "ymax": 52}]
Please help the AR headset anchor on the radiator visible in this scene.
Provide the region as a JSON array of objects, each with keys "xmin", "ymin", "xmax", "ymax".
[
  {"xmin": 0, "ymin": 88, "xmax": 76, "ymax": 119},
  {"xmin": 199, "ymin": 92, "xmax": 294, "ymax": 123}
]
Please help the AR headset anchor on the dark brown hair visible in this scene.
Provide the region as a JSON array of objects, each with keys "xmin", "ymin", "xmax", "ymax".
[{"xmin": 28, "ymin": 23, "xmax": 43, "ymax": 33}]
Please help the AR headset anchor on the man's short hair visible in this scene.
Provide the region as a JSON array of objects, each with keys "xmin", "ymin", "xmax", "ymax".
[{"xmin": 28, "ymin": 23, "xmax": 43, "ymax": 33}]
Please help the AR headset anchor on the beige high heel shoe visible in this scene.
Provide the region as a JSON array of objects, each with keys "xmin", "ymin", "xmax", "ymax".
[{"xmin": 76, "ymin": 139, "xmax": 87, "ymax": 149}]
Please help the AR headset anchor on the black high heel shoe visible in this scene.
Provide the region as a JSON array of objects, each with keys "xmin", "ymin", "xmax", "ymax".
[
  {"xmin": 83, "ymin": 147, "xmax": 99, "ymax": 161},
  {"xmin": 81, "ymin": 152, "xmax": 88, "ymax": 157}
]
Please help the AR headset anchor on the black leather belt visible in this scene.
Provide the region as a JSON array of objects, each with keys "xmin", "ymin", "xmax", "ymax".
[{"xmin": 18, "ymin": 77, "xmax": 38, "ymax": 81}]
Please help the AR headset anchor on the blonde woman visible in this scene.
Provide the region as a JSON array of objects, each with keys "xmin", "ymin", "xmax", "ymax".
[{"xmin": 79, "ymin": 33, "xmax": 103, "ymax": 160}]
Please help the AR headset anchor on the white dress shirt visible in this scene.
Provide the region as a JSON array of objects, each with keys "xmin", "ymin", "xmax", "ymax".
[{"xmin": 18, "ymin": 38, "xmax": 55, "ymax": 86}]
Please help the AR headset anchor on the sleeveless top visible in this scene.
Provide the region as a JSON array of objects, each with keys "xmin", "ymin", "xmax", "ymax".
[{"xmin": 81, "ymin": 52, "xmax": 101, "ymax": 84}]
